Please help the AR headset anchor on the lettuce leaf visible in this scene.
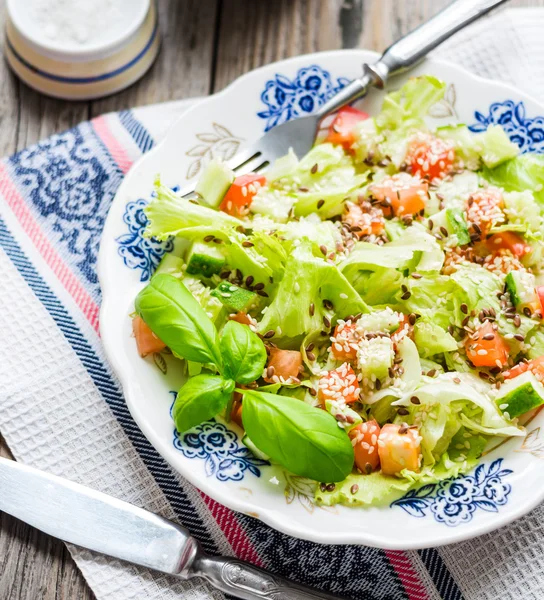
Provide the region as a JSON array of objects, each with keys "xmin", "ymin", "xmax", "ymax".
[
  {"xmin": 339, "ymin": 225, "xmax": 444, "ymax": 282},
  {"xmin": 315, "ymin": 450, "xmax": 484, "ymax": 507},
  {"xmin": 481, "ymin": 153, "xmax": 544, "ymax": 205},
  {"xmin": 375, "ymin": 75, "xmax": 447, "ymax": 133},
  {"xmin": 144, "ymin": 180, "xmax": 241, "ymax": 240},
  {"xmin": 257, "ymin": 242, "xmax": 367, "ymax": 341}
]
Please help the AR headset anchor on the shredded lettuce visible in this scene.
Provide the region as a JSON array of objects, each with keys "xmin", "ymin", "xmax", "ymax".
[
  {"xmin": 257, "ymin": 242, "xmax": 368, "ymax": 341},
  {"xmin": 481, "ymin": 153, "xmax": 544, "ymax": 205},
  {"xmin": 375, "ymin": 75, "xmax": 447, "ymax": 133},
  {"xmin": 339, "ymin": 225, "xmax": 444, "ymax": 281},
  {"xmin": 413, "ymin": 319, "xmax": 458, "ymax": 358},
  {"xmin": 145, "ymin": 180, "xmax": 241, "ymax": 240}
]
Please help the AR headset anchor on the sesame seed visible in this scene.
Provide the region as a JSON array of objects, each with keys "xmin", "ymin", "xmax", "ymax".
[
  {"xmin": 317, "ymin": 199, "xmax": 325, "ymax": 209},
  {"xmin": 326, "ymin": 483, "xmax": 336, "ymax": 492},
  {"xmin": 309, "ymin": 387, "xmax": 317, "ymax": 397},
  {"xmin": 411, "ymin": 273, "xmax": 422, "ymax": 279},
  {"xmin": 461, "ymin": 303, "xmax": 468, "ymax": 314},
  {"xmin": 410, "ymin": 396, "xmax": 421, "ymax": 405},
  {"xmin": 257, "ymin": 290, "xmax": 269, "ymax": 297},
  {"xmin": 323, "ymin": 299, "xmax": 334, "ymax": 310},
  {"xmin": 408, "ymin": 313, "xmax": 417, "ymax": 325},
  {"xmin": 397, "ymin": 408, "xmax": 409, "ymax": 416},
  {"xmin": 319, "ymin": 245, "xmax": 327, "ymax": 256},
  {"xmin": 401, "ymin": 291, "xmax": 411, "ymax": 300},
  {"xmin": 482, "ymin": 333, "xmax": 495, "ymax": 341},
  {"xmin": 263, "ymin": 330, "xmax": 275, "ymax": 339},
  {"xmin": 253, "ymin": 282, "xmax": 265, "ymax": 291},
  {"xmin": 307, "ymin": 351, "xmax": 316, "ymax": 361},
  {"xmin": 453, "ymin": 377, "xmax": 461, "ymax": 384},
  {"xmin": 213, "ymin": 238, "xmax": 223, "ymax": 244},
  {"xmin": 513, "ymin": 334, "xmax": 525, "ymax": 342},
  {"xmin": 323, "ymin": 315, "xmax": 331, "ymax": 329},
  {"xmin": 311, "ymin": 163, "xmax": 318, "ymax": 174},
  {"xmin": 266, "ymin": 366, "xmax": 275, "ymax": 378},
  {"xmin": 242, "ymin": 241, "xmax": 254, "ymax": 247},
  {"xmin": 350, "ymin": 484, "xmax": 359, "ymax": 494},
  {"xmin": 440, "ymin": 226, "xmax": 449, "ymax": 237},
  {"xmin": 309, "ymin": 303, "xmax": 315, "ymax": 317},
  {"xmin": 203, "ymin": 235, "xmax": 214, "ymax": 242}
]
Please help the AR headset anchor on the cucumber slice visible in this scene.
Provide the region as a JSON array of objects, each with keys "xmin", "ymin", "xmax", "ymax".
[
  {"xmin": 495, "ymin": 371, "xmax": 544, "ymax": 418},
  {"xmin": 358, "ymin": 336, "xmax": 394, "ymax": 382},
  {"xmin": 195, "ymin": 159, "xmax": 234, "ymax": 208},
  {"xmin": 474, "ymin": 125, "xmax": 519, "ymax": 169},
  {"xmin": 357, "ymin": 308, "xmax": 400, "ymax": 333},
  {"xmin": 505, "ymin": 270, "xmax": 537, "ymax": 311},
  {"xmin": 153, "ymin": 254, "xmax": 184, "ymax": 278},
  {"xmin": 186, "ymin": 241, "xmax": 225, "ymax": 278},
  {"xmin": 429, "ymin": 208, "xmax": 470, "ymax": 245},
  {"xmin": 242, "ymin": 434, "xmax": 270, "ymax": 460},
  {"xmin": 211, "ymin": 281, "xmax": 257, "ymax": 313}
]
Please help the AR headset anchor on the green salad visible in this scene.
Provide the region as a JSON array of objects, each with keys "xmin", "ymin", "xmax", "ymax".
[{"xmin": 132, "ymin": 75, "xmax": 544, "ymax": 507}]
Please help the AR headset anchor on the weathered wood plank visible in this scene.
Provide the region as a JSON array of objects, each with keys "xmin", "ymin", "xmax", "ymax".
[
  {"xmin": 0, "ymin": 437, "xmax": 96, "ymax": 600},
  {"xmin": 91, "ymin": 0, "xmax": 219, "ymax": 115}
]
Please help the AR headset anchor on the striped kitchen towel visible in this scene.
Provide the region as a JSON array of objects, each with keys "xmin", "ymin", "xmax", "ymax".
[{"xmin": 2, "ymin": 9, "xmax": 544, "ymax": 600}]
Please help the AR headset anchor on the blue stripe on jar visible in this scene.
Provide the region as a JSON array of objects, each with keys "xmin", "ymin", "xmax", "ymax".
[{"xmin": 5, "ymin": 17, "xmax": 159, "ymax": 85}]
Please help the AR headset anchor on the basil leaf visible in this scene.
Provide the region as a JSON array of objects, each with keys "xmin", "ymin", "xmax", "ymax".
[
  {"xmin": 219, "ymin": 321, "xmax": 267, "ymax": 384},
  {"xmin": 173, "ymin": 375, "xmax": 233, "ymax": 432},
  {"xmin": 135, "ymin": 274, "xmax": 222, "ymax": 368},
  {"xmin": 241, "ymin": 390, "xmax": 354, "ymax": 482}
]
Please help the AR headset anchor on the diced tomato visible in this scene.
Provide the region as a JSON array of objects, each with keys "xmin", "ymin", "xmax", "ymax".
[
  {"xmin": 331, "ymin": 320, "xmax": 360, "ymax": 360},
  {"xmin": 343, "ymin": 202, "xmax": 385, "ymax": 238},
  {"xmin": 537, "ymin": 286, "xmax": 544, "ymax": 314},
  {"xmin": 326, "ymin": 106, "xmax": 369, "ymax": 150},
  {"xmin": 406, "ymin": 133, "xmax": 454, "ymax": 181},
  {"xmin": 229, "ymin": 311, "xmax": 252, "ymax": 326},
  {"xmin": 349, "ymin": 420, "xmax": 381, "ymax": 473},
  {"xmin": 370, "ymin": 173, "xmax": 428, "ymax": 217},
  {"xmin": 465, "ymin": 321, "xmax": 509, "ymax": 368},
  {"xmin": 264, "ymin": 347, "xmax": 303, "ymax": 383},
  {"xmin": 486, "ymin": 232, "xmax": 531, "ymax": 258},
  {"xmin": 504, "ymin": 356, "xmax": 544, "ymax": 380},
  {"xmin": 467, "ymin": 187, "xmax": 504, "ymax": 235},
  {"xmin": 132, "ymin": 316, "xmax": 166, "ymax": 357},
  {"xmin": 219, "ymin": 174, "xmax": 266, "ymax": 217},
  {"xmin": 318, "ymin": 363, "xmax": 360, "ymax": 405},
  {"xmin": 378, "ymin": 423, "xmax": 421, "ymax": 475}
]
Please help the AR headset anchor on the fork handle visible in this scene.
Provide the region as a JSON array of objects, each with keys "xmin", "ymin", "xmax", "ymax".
[{"xmin": 316, "ymin": 0, "xmax": 508, "ymax": 118}]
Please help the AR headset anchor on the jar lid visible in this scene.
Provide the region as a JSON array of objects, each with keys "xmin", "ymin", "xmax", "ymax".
[
  {"xmin": 7, "ymin": 0, "xmax": 150, "ymax": 62},
  {"xmin": 4, "ymin": 0, "xmax": 160, "ymax": 100}
]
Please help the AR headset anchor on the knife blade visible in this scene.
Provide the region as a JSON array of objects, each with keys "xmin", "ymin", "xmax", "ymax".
[{"xmin": 0, "ymin": 458, "xmax": 344, "ymax": 600}]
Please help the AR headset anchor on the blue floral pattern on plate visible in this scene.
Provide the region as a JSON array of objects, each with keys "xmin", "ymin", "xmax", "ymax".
[
  {"xmin": 116, "ymin": 184, "xmax": 180, "ymax": 281},
  {"xmin": 173, "ymin": 420, "xmax": 269, "ymax": 482},
  {"xmin": 390, "ymin": 459, "xmax": 512, "ymax": 526},
  {"xmin": 116, "ymin": 199, "xmax": 173, "ymax": 282},
  {"xmin": 469, "ymin": 100, "xmax": 544, "ymax": 154},
  {"xmin": 258, "ymin": 65, "xmax": 349, "ymax": 131}
]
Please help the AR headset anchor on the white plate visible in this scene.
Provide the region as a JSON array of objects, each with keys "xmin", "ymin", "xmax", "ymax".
[{"xmin": 98, "ymin": 49, "xmax": 544, "ymax": 548}]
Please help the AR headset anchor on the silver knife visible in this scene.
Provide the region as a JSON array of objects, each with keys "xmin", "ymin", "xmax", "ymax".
[{"xmin": 0, "ymin": 457, "xmax": 343, "ymax": 600}]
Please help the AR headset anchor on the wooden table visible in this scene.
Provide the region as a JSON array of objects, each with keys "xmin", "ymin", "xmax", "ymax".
[{"xmin": 1, "ymin": 0, "xmax": 543, "ymax": 597}]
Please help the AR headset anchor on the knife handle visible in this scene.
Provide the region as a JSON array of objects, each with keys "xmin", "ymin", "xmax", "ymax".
[{"xmin": 192, "ymin": 555, "xmax": 344, "ymax": 600}]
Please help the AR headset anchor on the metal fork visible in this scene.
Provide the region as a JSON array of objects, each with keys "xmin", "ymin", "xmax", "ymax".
[{"xmin": 180, "ymin": 0, "xmax": 507, "ymax": 198}]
